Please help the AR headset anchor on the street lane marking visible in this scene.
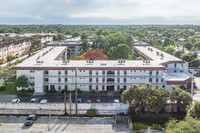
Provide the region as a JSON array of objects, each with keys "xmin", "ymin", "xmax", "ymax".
[{"xmin": 104, "ymin": 117, "xmax": 112, "ymax": 118}]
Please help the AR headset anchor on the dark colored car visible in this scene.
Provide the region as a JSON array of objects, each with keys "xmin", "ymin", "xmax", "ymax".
[
  {"xmin": 24, "ymin": 114, "xmax": 37, "ymax": 126},
  {"xmin": 195, "ymin": 72, "xmax": 200, "ymax": 77}
]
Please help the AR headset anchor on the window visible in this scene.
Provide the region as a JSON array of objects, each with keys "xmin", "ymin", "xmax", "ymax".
[
  {"xmin": 156, "ymin": 70, "xmax": 159, "ymax": 75},
  {"xmin": 103, "ymin": 78, "xmax": 105, "ymax": 82},
  {"xmin": 65, "ymin": 78, "xmax": 68, "ymax": 82},
  {"xmin": 149, "ymin": 78, "xmax": 152, "ymax": 83},
  {"xmin": 96, "ymin": 78, "xmax": 98, "ymax": 83},
  {"xmin": 89, "ymin": 78, "xmax": 92, "ymax": 82},
  {"xmin": 174, "ymin": 63, "xmax": 177, "ymax": 67},
  {"xmin": 96, "ymin": 71, "xmax": 99, "ymax": 75},
  {"xmin": 102, "ymin": 70, "xmax": 105, "ymax": 75},
  {"xmin": 58, "ymin": 71, "xmax": 61, "ymax": 75},
  {"xmin": 102, "ymin": 85, "xmax": 105, "ymax": 91},
  {"xmin": 89, "ymin": 70, "xmax": 92, "ymax": 75},
  {"xmin": 124, "ymin": 70, "xmax": 127, "ymax": 75},
  {"xmin": 30, "ymin": 70, "xmax": 34, "ymax": 73},
  {"xmin": 44, "ymin": 70, "xmax": 49, "ymax": 74},
  {"xmin": 124, "ymin": 78, "xmax": 126, "ymax": 83},
  {"xmin": 89, "ymin": 85, "xmax": 92, "ymax": 90},
  {"xmin": 96, "ymin": 85, "xmax": 98, "ymax": 91},
  {"xmin": 123, "ymin": 85, "xmax": 127, "ymax": 90},
  {"xmin": 50, "ymin": 85, "xmax": 55, "ymax": 90},
  {"xmin": 58, "ymin": 86, "xmax": 61, "ymax": 90},
  {"xmin": 117, "ymin": 78, "xmax": 120, "ymax": 83},
  {"xmin": 174, "ymin": 70, "xmax": 177, "ymax": 72},
  {"xmin": 117, "ymin": 85, "xmax": 120, "ymax": 90},
  {"xmin": 161, "ymin": 78, "xmax": 164, "ymax": 82},
  {"xmin": 117, "ymin": 70, "xmax": 120, "ymax": 75},
  {"xmin": 30, "ymin": 77, "xmax": 34, "ymax": 79},
  {"xmin": 58, "ymin": 78, "xmax": 61, "ymax": 82},
  {"xmin": 156, "ymin": 78, "xmax": 159, "ymax": 83},
  {"xmin": 65, "ymin": 70, "xmax": 68, "ymax": 75},
  {"xmin": 149, "ymin": 71, "xmax": 152, "ymax": 75}
]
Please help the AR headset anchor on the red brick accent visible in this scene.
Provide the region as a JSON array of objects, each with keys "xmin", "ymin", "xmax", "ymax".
[
  {"xmin": 12, "ymin": 66, "xmax": 166, "ymax": 71},
  {"xmin": 166, "ymin": 78, "xmax": 191, "ymax": 85}
]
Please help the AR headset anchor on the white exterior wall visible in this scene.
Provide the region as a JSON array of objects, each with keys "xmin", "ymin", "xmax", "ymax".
[{"xmin": 34, "ymin": 70, "xmax": 44, "ymax": 93}]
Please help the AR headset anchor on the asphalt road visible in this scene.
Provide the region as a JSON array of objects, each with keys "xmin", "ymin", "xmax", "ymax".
[{"xmin": 0, "ymin": 94, "xmax": 121, "ymax": 103}]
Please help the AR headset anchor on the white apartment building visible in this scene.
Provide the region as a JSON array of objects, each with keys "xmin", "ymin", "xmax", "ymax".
[
  {"xmin": 0, "ymin": 35, "xmax": 53, "ymax": 61},
  {"xmin": 13, "ymin": 44, "xmax": 190, "ymax": 94}
]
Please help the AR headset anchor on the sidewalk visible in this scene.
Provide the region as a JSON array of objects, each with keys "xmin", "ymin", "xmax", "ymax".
[{"xmin": 0, "ymin": 54, "xmax": 28, "ymax": 67}]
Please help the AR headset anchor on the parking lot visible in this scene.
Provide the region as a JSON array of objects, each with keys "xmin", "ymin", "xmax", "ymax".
[
  {"xmin": 0, "ymin": 93, "xmax": 121, "ymax": 103},
  {"xmin": 0, "ymin": 116, "xmax": 133, "ymax": 133}
]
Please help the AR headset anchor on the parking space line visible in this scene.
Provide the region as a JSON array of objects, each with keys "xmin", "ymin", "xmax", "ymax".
[
  {"xmin": 104, "ymin": 117, "xmax": 112, "ymax": 118},
  {"xmin": 82, "ymin": 117, "xmax": 90, "ymax": 118},
  {"xmin": 41, "ymin": 116, "xmax": 48, "ymax": 118},
  {"xmin": 61, "ymin": 116, "xmax": 69, "ymax": 118},
  {"xmin": 10, "ymin": 116, "xmax": 17, "ymax": 118},
  {"xmin": 0, "ymin": 116, "xmax": 7, "ymax": 117},
  {"xmin": 20, "ymin": 116, "xmax": 27, "ymax": 118},
  {"xmin": 51, "ymin": 116, "xmax": 58, "ymax": 119}
]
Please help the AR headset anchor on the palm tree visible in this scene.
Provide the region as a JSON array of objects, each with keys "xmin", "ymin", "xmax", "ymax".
[{"xmin": 79, "ymin": 39, "xmax": 91, "ymax": 53}]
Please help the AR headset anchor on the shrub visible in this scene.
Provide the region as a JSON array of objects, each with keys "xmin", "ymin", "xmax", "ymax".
[
  {"xmin": 132, "ymin": 123, "xmax": 147, "ymax": 130},
  {"xmin": 0, "ymin": 84, "xmax": 5, "ymax": 91},
  {"xmin": 87, "ymin": 109, "xmax": 96, "ymax": 117},
  {"xmin": 77, "ymin": 88, "xmax": 81, "ymax": 93},
  {"xmin": 119, "ymin": 88, "xmax": 125, "ymax": 94},
  {"xmin": 61, "ymin": 89, "xmax": 68, "ymax": 94},
  {"xmin": 49, "ymin": 88, "xmax": 57, "ymax": 93},
  {"xmin": 0, "ymin": 59, "xmax": 4, "ymax": 64},
  {"xmin": 152, "ymin": 124, "xmax": 162, "ymax": 130},
  {"xmin": 90, "ymin": 89, "xmax": 96, "ymax": 94}
]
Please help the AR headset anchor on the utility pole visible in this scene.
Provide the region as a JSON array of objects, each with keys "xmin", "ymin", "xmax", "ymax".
[
  {"xmin": 47, "ymin": 111, "xmax": 51, "ymax": 131},
  {"xmin": 75, "ymin": 68, "xmax": 78, "ymax": 115},
  {"xmin": 69, "ymin": 93, "xmax": 72, "ymax": 115},
  {"xmin": 64, "ymin": 92, "xmax": 67, "ymax": 114}
]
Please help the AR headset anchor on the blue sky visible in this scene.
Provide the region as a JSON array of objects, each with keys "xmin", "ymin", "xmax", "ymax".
[{"xmin": 0, "ymin": 0, "xmax": 200, "ymax": 24}]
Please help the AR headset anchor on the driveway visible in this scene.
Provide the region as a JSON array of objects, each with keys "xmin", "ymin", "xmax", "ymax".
[
  {"xmin": 0, "ymin": 94, "xmax": 121, "ymax": 103},
  {"xmin": 0, "ymin": 116, "xmax": 133, "ymax": 133}
]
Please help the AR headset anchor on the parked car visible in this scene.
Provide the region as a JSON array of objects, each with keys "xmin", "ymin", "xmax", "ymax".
[
  {"xmin": 40, "ymin": 99, "xmax": 47, "ymax": 103},
  {"xmin": 77, "ymin": 98, "xmax": 82, "ymax": 103},
  {"xmin": 96, "ymin": 98, "xmax": 101, "ymax": 103},
  {"xmin": 24, "ymin": 114, "xmax": 37, "ymax": 126},
  {"xmin": 86, "ymin": 99, "xmax": 92, "ymax": 103},
  {"xmin": 114, "ymin": 99, "xmax": 119, "ymax": 103},
  {"xmin": 29, "ymin": 98, "xmax": 39, "ymax": 103},
  {"xmin": 195, "ymin": 72, "xmax": 200, "ymax": 77},
  {"xmin": 11, "ymin": 99, "xmax": 20, "ymax": 103}
]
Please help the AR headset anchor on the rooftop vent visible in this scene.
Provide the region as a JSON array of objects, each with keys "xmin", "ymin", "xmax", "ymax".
[
  {"xmin": 156, "ymin": 52, "xmax": 159, "ymax": 55},
  {"xmin": 63, "ymin": 60, "xmax": 70, "ymax": 64},
  {"xmin": 143, "ymin": 60, "xmax": 150, "ymax": 65},
  {"xmin": 36, "ymin": 60, "xmax": 44, "ymax": 64},
  {"xmin": 86, "ymin": 60, "xmax": 94, "ymax": 63},
  {"xmin": 118, "ymin": 60, "xmax": 125, "ymax": 64}
]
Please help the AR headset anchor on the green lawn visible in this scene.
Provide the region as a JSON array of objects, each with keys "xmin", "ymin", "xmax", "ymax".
[
  {"xmin": 0, "ymin": 82, "xmax": 33, "ymax": 95},
  {"xmin": 131, "ymin": 113, "xmax": 185, "ymax": 128}
]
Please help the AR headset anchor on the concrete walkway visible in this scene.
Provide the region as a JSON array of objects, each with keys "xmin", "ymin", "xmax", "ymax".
[{"xmin": 0, "ymin": 54, "xmax": 28, "ymax": 67}]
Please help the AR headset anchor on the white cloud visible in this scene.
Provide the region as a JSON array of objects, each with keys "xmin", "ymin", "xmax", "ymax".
[{"xmin": 69, "ymin": 12, "xmax": 130, "ymax": 19}]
